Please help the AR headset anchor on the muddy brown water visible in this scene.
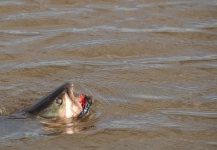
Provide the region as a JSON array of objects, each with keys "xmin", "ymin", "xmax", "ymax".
[{"xmin": 0, "ymin": 0, "xmax": 217, "ymax": 149}]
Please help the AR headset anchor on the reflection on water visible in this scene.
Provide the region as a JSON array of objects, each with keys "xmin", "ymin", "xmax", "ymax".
[{"xmin": 0, "ymin": 0, "xmax": 217, "ymax": 149}]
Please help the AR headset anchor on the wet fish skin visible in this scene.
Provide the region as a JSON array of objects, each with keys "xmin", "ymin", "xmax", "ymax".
[{"xmin": 15, "ymin": 82, "xmax": 91, "ymax": 119}]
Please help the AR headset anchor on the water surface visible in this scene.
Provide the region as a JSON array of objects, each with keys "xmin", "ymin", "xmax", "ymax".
[{"xmin": 0, "ymin": 0, "xmax": 217, "ymax": 149}]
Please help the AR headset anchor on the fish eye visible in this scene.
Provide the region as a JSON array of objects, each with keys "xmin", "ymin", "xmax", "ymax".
[{"xmin": 56, "ymin": 98, "xmax": 63, "ymax": 105}]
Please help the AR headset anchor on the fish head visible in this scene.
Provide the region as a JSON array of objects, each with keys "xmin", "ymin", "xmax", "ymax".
[{"xmin": 26, "ymin": 82, "xmax": 92, "ymax": 119}]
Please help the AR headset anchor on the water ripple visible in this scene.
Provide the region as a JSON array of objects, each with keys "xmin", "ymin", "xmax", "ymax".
[
  {"xmin": 1, "ymin": 26, "xmax": 216, "ymax": 34},
  {"xmin": 160, "ymin": 110, "xmax": 217, "ymax": 118}
]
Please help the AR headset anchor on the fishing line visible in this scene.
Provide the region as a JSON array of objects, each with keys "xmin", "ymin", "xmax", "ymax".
[
  {"xmin": 77, "ymin": 35, "xmax": 93, "ymax": 85},
  {"xmin": 77, "ymin": 23, "xmax": 98, "ymax": 89}
]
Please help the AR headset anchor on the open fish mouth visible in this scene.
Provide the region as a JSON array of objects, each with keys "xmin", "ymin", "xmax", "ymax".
[{"xmin": 58, "ymin": 83, "xmax": 93, "ymax": 119}]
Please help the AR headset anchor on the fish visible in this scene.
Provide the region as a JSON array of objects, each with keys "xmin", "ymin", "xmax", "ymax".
[{"xmin": 15, "ymin": 82, "xmax": 93, "ymax": 120}]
